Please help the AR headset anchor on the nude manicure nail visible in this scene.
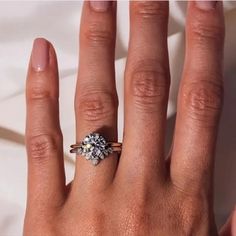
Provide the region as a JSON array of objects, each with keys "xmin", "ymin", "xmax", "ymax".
[
  {"xmin": 195, "ymin": 1, "xmax": 217, "ymax": 11},
  {"xmin": 31, "ymin": 38, "xmax": 49, "ymax": 72},
  {"xmin": 90, "ymin": 1, "xmax": 112, "ymax": 12}
]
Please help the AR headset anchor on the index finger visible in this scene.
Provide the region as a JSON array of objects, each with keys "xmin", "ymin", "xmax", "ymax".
[{"xmin": 25, "ymin": 39, "xmax": 65, "ymax": 209}]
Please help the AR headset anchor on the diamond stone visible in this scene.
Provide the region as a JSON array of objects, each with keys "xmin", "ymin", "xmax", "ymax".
[{"xmin": 78, "ymin": 133, "xmax": 112, "ymax": 165}]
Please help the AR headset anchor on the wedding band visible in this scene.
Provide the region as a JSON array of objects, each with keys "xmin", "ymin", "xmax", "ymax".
[{"xmin": 70, "ymin": 133, "xmax": 122, "ymax": 166}]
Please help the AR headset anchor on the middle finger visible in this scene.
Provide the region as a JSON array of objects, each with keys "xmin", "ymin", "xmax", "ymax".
[{"xmin": 116, "ymin": 1, "xmax": 170, "ymax": 184}]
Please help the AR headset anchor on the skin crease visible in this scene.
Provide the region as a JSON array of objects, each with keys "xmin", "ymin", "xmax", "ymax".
[{"xmin": 23, "ymin": 1, "xmax": 235, "ymax": 236}]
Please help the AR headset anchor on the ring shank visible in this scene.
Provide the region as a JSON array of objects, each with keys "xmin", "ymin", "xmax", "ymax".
[
  {"xmin": 70, "ymin": 142, "xmax": 122, "ymax": 149},
  {"xmin": 70, "ymin": 142, "xmax": 122, "ymax": 154}
]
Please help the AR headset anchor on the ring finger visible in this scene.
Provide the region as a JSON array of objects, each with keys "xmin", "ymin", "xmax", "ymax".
[{"xmin": 72, "ymin": 1, "xmax": 118, "ymax": 194}]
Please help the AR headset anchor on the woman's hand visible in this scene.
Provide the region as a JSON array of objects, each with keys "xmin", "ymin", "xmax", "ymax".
[
  {"xmin": 220, "ymin": 210, "xmax": 236, "ymax": 236},
  {"xmin": 24, "ymin": 1, "xmax": 226, "ymax": 235}
]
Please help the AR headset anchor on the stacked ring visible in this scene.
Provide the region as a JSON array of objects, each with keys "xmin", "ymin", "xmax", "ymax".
[{"xmin": 70, "ymin": 133, "xmax": 122, "ymax": 166}]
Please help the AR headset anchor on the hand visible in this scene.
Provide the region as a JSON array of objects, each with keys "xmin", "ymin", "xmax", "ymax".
[
  {"xmin": 220, "ymin": 210, "xmax": 236, "ymax": 236},
  {"xmin": 24, "ymin": 1, "xmax": 225, "ymax": 235}
]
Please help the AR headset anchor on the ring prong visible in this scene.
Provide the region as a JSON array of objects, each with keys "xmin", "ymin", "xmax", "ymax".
[{"xmin": 92, "ymin": 159, "xmax": 99, "ymax": 165}]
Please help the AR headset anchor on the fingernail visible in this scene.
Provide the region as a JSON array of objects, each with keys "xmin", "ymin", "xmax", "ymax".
[
  {"xmin": 31, "ymin": 38, "xmax": 49, "ymax": 72},
  {"xmin": 90, "ymin": 1, "xmax": 112, "ymax": 12},
  {"xmin": 195, "ymin": 1, "xmax": 217, "ymax": 11}
]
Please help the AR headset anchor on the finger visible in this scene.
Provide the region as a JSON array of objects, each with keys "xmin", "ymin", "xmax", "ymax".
[
  {"xmin": 72, "ymin": 1, "xmax": 118, "ymax": 193},
  {"xmin": 171, "ymin": 2, "xmax": 225, "ymax": 193},
  {"xmin": 116, "ymin": 1, "xmax": 170, "ymax": 183},
  {"xmin": 25, "ymin": 38, "xmax": 65, "ymax": 209},
  {"xmin": 219, "ymin": 209, "xmax": 236, "ymax": 236}
]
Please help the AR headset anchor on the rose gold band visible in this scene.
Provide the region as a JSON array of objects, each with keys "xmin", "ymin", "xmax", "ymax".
[
  {"xmin": 70, "ymin": 142, "xmax": 122, "ymax": 149},
  {"xmin": 70, "ymin": 142, "xmax": 122, "ymax": 154}
]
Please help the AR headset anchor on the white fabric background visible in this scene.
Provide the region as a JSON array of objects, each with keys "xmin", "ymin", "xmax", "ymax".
[{"xmin": 0, "ymin": 1, "xmax": 236, "ymax": 235}]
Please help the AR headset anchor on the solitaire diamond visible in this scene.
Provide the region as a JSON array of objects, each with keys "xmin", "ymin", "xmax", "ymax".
[{"xmin": 77, "ymin": 133, "xmax": 113, "ymax": 165}]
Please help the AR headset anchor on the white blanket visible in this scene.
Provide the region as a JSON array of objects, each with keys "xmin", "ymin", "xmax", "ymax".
[{"xmin": 0, "ymin": 1, "xmax": 236, "ymax": 235}]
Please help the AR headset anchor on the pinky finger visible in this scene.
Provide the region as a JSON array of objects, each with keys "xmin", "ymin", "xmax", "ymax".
[{"xmin": 219, "ymin": 210, "xmax": 236, "ymax": 236}]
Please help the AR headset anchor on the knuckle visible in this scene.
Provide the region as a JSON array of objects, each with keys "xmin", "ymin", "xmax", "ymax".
[
  {"xmin": 75, "ymin": 204, "xmax": 107, "ymax": 234},
  {"xmin": 24, "ymin": 218, "xmax": 55, "ymax": 236},
  {"xmin": 121, "ymin": 207, "xmax": 148, "ymax": 235},
  {"xmin": 27, "ymin": 134, "xmax": 61, "ymax": 162},
  {"xmin": 134, "ymin": 1, "xmax": 168, "ymax": 19},
  {"xmin": 120, "ymin": 203, "xmax": 150, "ymax": 234},
  {"xmin": 179, "ymin": 195, "xmax": 212, "ymax": 235},
  {"xmin": 27, "ymin": 86, "xmax": 52, "ymax": 101},
  {"xmin": 182, "ymin": 79, "xmax": 223, "ymax": 125},
  {"xmin": 191, "ymin": 21, "xmax": 224, "ymax": 43},
  {"xmin": 82, "ymin": 211, "xmax": 106, "ymax": 233},
  {"xmin": 85, "ymin": 23, "xmax": 114, "ymax": 46},
  {"xmin": 76, "ymin": 91, "xmax": 118, "ymax": 122},
  {"xmin": 171, "ymin": 184, "xmax": 212, "ymax": 235},
  {"xmin": 129, "ymin": 61, "xmax": 169, "ymax": 113}
]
